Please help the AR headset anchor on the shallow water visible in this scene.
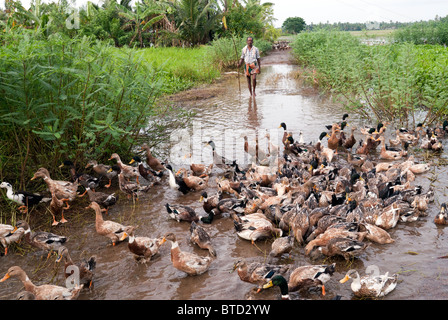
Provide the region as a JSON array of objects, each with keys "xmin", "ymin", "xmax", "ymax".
[{"xmin": 1, "ymin": 50, "xmax": 448, "ymax": 301}]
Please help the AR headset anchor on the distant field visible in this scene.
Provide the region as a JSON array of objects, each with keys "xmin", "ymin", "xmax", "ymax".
[{"xmin": 348, "ymin": 29, "xmax": 395, "ymax": 38}]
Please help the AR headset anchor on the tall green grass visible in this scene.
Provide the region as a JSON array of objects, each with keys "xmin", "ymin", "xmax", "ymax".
[
  {"xmin": 291, "ymin": 30, "xmax": 448, "ymax": 127},
  {"xmin": 207, "ymin": 36, "xmax": 273, "ymax": 70},
  {"xmin": 136, "ymin": 46, "xmax": 221, "ymax": 93},
  {"xmin": 0, "ymin": 31, "xmax": 191, "ymax": 189}
]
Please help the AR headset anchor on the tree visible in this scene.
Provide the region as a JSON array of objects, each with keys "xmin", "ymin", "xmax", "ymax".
[{"xmin": 282, "ymin": 16, "xmax": 305, "ymax": 34}]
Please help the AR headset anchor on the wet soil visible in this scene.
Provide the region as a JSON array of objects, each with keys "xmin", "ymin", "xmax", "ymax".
[{"xmin": 1, "ymin": 48, "xmax": 448, "ymax": 301}]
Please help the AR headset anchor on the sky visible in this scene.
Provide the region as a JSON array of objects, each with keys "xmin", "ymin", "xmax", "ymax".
[{"xmin": 2, "ymin": 0, "xmax": 447, "ymax": 28}]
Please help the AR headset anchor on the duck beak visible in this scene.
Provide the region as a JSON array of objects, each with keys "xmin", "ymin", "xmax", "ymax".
[
  {"xmin": 129, "ymin": 159, "xmax": 135, "ymax": 164},
  {"xmin": 325, "ymin": 134, "xmax": 330, "ymax": 138},
  {"xmin": 107, "ymin": 168, "xmax": 113, "ymax": 173},
  {"xmin": 0, "ymin": 273, "xmax": 10, "ymax": 282},
  {"xmin": 11, "ymin": 226, "xmax": 18, "ymax": 234},
  {"xmin": 30, "ymin": 176, "xmax": 36, "ymax": 181},
  {"xmin": 339, "ymin": 275, "xmax": 350, "ymax": 283},
  {"xmin": 199, "ymin": 196, "xmax": 204, "ymax": 202},
  {"xmin": 160, "ymin": 237, "xmax": 167, "ymax": 245},
  {"xmin": 119, "ymin": 232, "xmax": 128, "ymax": 242},
  {"xmin": 58, "ymin": 163, "xmax": 64, "ymax": 168},
  {"xmin": 56, "ymin": 254, "xmax": 63, "ymax": 263},
  {"xmin": 262, "ymin": 280, "xmax": 274, "ymax": 289}
]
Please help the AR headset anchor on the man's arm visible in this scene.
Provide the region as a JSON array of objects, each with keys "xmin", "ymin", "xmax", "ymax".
[{"xmin": 257, "ymin": 58, "xmax": 261, "ymax": 73}]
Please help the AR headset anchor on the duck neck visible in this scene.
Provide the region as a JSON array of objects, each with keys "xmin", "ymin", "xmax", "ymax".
[
  {"xmin": 94, "ymin": 206, "xmax": 104, "ymax": 224},
  {"xmin": 170, "ymin": 240, "xmax": 181, "ymax": 259},
  {"xmin": 276, "ymin": 279, "xmax": 290, "ymax": 298},
  {"xmin": 168, "ymin": 170, "xmax": 177, "ymax": 188},
  {"xmin": 16, "ymin": 271, "xmax": 36, "ymax": 293},
  {"xmin": 350, "ymin": 273, "xmax": 361, "ymax": 292}
]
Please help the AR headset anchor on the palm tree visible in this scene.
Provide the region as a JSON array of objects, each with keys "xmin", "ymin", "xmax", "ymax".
[
  {"xmin": 166, "ymin": 0, "xmax": 219, "ymax": 46},
  {"xmin": 118, "ymin": 0, "xmax": 167, "ymax": 47}
]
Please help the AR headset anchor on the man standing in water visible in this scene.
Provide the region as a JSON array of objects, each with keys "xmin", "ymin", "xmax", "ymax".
[{"xmin": 237, "ymin": 37, "xmax": 261, "ymax": 97}]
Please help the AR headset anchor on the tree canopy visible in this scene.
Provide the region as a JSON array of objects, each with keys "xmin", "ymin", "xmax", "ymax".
[{"xmin": 282, "ymin": 16, "xmax": 306, "ymax": 34}]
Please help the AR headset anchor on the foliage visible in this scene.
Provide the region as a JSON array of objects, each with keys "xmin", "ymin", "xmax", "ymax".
[
  {"xmin": 282, "ymin": 17, "xmax": 306, "ymax": 34},
  {"xmin": 207, "ymin": 34, "xmax": 272, "ymax": 69},
  {"xmin": 0, "ymin": 30, "xmax": 191, "ymax": 188},
  {"xmin": 291, "ymin": 30, "xmax": 448, "ymax": 127},
  {"xmin": 393, "ymin": 15, "xmax": 448, "ymax": 45}
]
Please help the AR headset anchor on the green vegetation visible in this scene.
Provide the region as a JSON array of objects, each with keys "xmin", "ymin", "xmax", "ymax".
[
  {"xmin": 0, "ymin": 32, "xmax": 190, "ymax": 188},
  {"xmin": 282, "ymin": 17, "xmax": 306, "ymax": 34},
  {"xmin": 291, "ymin": 30, "xmax": 448, "ymax": 126},
  {"xmin": 393, "ymin": 15, "xmax": 448, "ymax": 45},
  {"xmin": 0, "ymin": 0, "xmax": 277, "ymax": 189}
]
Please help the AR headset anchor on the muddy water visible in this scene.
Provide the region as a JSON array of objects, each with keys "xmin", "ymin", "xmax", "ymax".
[{"xmin": 2, "ymin": 50, "xmax": 448, "ymax": 301}]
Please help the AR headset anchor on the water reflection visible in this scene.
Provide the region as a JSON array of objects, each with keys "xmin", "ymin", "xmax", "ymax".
[{"xmin": 247, "ymin": 96, "xmax": 260, "ymax": 129}]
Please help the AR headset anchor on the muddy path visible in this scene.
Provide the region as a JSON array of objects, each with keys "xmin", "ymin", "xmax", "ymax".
[{"xmin": 1, "ymin": 48, "xmax": 448, "ymax": 301}]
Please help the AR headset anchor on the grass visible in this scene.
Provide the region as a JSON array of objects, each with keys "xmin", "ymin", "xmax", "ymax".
[
  {"xmin": 135, "ymin": 46, "xmax": 221, "ymax": 94},
  {"xmin": 348, "ymin": 29, "xmax": 395, "ymax": 38}
]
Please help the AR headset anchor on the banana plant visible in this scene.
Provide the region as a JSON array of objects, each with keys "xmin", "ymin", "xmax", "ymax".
[{"xmin": 117, "ymin": 0, "xmax": 167, "ymax": 47}]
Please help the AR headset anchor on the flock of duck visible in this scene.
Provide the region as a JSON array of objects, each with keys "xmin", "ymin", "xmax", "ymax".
[{"xmin": 0, "ymin": 114, "xmax": 447, "ymax": 300}]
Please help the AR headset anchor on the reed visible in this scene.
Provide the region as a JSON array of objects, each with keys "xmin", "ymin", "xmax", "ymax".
[
  {"xmin": 290, "ymin": 30, "xmax": 448, "ymax": 127},
  {"xmin": 0, "ymin": 31, "xmax": 192, "ymax": 191}
]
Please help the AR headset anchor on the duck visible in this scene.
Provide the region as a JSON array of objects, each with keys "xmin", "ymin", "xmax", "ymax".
[
  {"xmin": 165, "ymin": 164, "xmax": 192, "ymax": 194},
  {"xmin": 327, "ymin": 127, "xmax": 340, "ymax": 152},
  {"xmin": 108, "ymin": 165, "xmax": 149, "ymax": 200},
  {"xmin": 0, "ymin": 266, "xmax": 83, "ymax": 300},
  {"xmin": 177, "ymin": 168, "xmax": 209, "ymax": 191},
  {"xmin": 304, "ymin": 227, "xmax": 367, "ymax": 256},
  {"xmin": 199, "ymin": 191, "xmax": 222, "ymax": 214},
  {"xmin": 160, "ymin": 232, "xmax": 213, "ymax": 276},
  {"xmin": 359, "ymin": 222, "xmax": 395, "ymax": 244},
  {"xmin": 30, "ymin": 167, "xmax": 78, "ymax": 210},
  {"xmin": 319, "ymin": 236, "xmax": 370, "ymax": 260},
  {"xmin": 165, "ymin": 203, "xmax": 197, "ymax": 222},
  {"xmin": 340, "ymin": 268, "xmax": 398, "ymax": 298},
  {"xmin": 216, "ymin": 197, "xmax": 248, "ymax": 215},
  {"xmin": 232, "ymin": 212, "xmax": 283, "ymax": 244},
  {"xmin": 434, "ymin": 203, "xmax": 448, "ymax": 225},
  {"xmin": 86, "ymin": 201, "xmax": 135, "ymax": 246},
  {"xmin": 120, "ymin": 226, "xmax": 165, "ymax": 263},
  {"xmin": 59, "ymin": 160, "xmax": 100, "ymax": 193},
  {"xmin": 205, "ymin": 140, "xmax": 233, "ymax": 168},
  {"xmin": 108, "ymin": 153, "xmax": 141, "ymax": 184},
  {"xmin": 265, "ymin": 130, "xmax": 280, "ymax": 156},
  {"xmin": 14, "ymin": 220, "xmax": 67, "ymax": 258},
  {"xmin": 190, "ymin": 221, "xmax": 216, "ymax": 257},
  {"xmin": 140, "ymin": 143, "xmax": 165, "ymax": 173},
  {"xmin": 129, "ymin": 156, "xmax": 163, "ymax": 183},
  {"xmin": 377, "ymin": 136, "xmax": 405, "ymax": 160},
  {"xmin": 244, "ymin": 135, "xmax": 268, "ymax": 163},
  {"xmin": 183, "ymin": 154, "xmax": 213, "ymax": 177},
  {"xmin": 85, "ymin": 160, "xmax": 117, "ymax": 188},
  {"xmin": 231, "ymin": 259, "xmax": 294, "ymax": 285},
  {"xmin": 279, "ymin": 123, "xmax": 289, "ymax": 146},
  {"xmin": 343, "ymin": 126, "xmax": 357, "ymax": 149},
  {"xmin": 262, "ymin": 263, "xmax": 336, "ymax": 297},
  {"xmin": 49, "ymin": 190, "xmax": 69, "ymax": 226},
  {"xmin": 0, "ymin": 224, "xmax": 24, "ymax": 256},
  {"xmin": 0, "ymin": 182, "xmax": 50, "ymax": 213},
  {"xmin": 56, "ymin": 246, "xmax": 97, "ymax": 289},
  {"xmin": 84, "ymin": 187, "xmax": 118, "ymax": 215},
  {"xmin": 268, "ymin": 235, "xmax": 294, "ymax": 258}
]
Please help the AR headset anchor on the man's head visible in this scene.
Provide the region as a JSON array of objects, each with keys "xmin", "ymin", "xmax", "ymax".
[{"xmin": 246, "ymin": 37, "xmax": 254, "ymax": 46}]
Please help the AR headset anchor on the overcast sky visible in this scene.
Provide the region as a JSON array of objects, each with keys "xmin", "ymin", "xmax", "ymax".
[{"xmin": 2, "ymin": 0, "xmax": 447, "ymax": 27}]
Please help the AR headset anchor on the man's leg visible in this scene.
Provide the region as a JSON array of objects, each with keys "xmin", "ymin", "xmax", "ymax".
[
  {"xmin": 246, "ymin": 76, "xmax": 252, "ymax": 96},
  {"xmin": 252, "ymin": 74, "xmax": 257, "ymax": 96}
]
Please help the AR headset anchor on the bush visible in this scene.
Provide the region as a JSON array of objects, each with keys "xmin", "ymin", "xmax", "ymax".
[
  {"xmin": 207, "ymin": 35, "xmax": 272, "ymax": 70},
  {"xmin": 0, "ymin": 30, "xmax": 189, "ymax": 187},
  {"xmin": 291, "ymin": 30, "xmax": 448, "ymax": 126}
]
